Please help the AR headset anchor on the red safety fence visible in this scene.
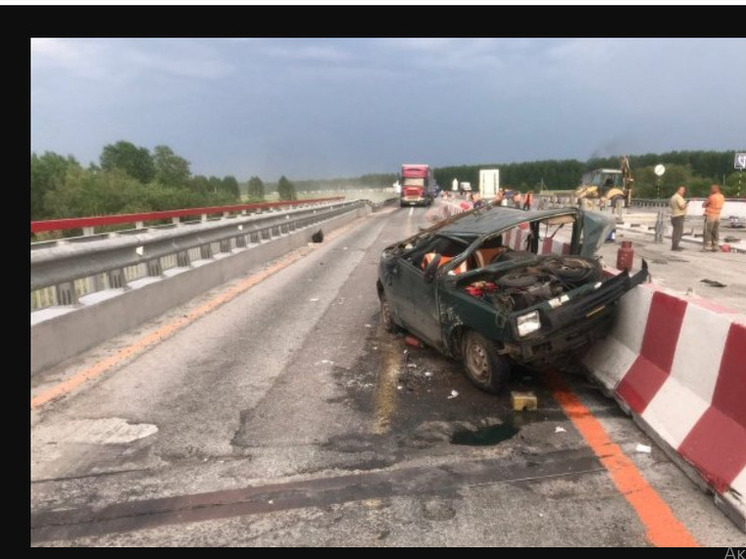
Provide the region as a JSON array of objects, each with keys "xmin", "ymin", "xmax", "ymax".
[{"xmin": 30, "ymin": 198, "xmax": 345, "ymax": 234}]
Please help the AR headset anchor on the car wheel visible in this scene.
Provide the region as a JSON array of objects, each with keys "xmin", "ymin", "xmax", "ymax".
[
  {"xmin": 462, "ymin": 330, "xmax": 511, "ymax": 394},
  {"xmin": 380, "ymin": 293, "xmax": 398, "ymax": 333}
]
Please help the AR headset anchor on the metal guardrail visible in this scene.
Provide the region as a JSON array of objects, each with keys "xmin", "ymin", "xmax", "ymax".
[
  {"xmin": 629, "ymin": 198, "xmax": 672, "ymax": 209},
  {"xmin": 30, "ymin": 197, "xmax": 347, "ymax": 235},
  {"xmin": 31, "ymin": 200, "xmax": 365, "ymax": 312}
]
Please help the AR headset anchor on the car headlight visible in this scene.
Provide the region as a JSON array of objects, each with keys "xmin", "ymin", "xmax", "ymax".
[{"xmin": 516, "ymin": 310, "xmax": 541, "ymax": 337}]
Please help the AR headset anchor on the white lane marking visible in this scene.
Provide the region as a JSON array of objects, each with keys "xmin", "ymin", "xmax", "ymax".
[{"xmin": 36, "ymin": 418, "xmax": 158, "ymax": 445}]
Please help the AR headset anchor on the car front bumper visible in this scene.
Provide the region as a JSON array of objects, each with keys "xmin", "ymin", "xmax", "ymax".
[{"xmin": 503, "ymin": 264, "xmax": 649, "ymax": 367}]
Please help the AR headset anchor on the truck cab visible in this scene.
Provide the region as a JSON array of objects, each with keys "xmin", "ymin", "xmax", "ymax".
[{"xmin": 400, "ymin": 164, "xmax": 434, "ymax": 207}]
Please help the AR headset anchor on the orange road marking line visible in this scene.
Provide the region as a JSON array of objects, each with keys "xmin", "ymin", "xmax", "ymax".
[
  {"xmin": 545, "ymin": 369, "xmax": 700, "ymax": 547},
  {"xmin": 31, "ymin": 220, "xmax": 360, "ymax": 411}
]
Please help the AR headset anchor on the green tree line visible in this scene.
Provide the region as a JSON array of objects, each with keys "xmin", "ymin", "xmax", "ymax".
[
  {"xmin": 435, "ymin": 150, "xmax": 745, "ymax": 199},
  {"xmin": 31, "ymin": 140, "xmax": 301, "ymax": 225},
  {"xmin": 32, "ymin": 143, "xmax": 744, "ymax": 229}
]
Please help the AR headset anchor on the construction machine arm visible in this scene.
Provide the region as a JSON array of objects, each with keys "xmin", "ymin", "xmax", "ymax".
[{"xmin": 620, "ymin": 155, "xmax": 634, "ymax": 206}]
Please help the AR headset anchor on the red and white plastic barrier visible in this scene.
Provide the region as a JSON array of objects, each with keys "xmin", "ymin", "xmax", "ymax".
[{"xmin": 582, "ymin": 280, "xmax": 746, "ymax": 531}]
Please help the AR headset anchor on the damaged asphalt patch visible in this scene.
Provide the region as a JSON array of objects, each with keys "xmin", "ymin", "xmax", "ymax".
[{"xmin": 328, "ymin": 312, "xmax": 576, "ymax": 464}]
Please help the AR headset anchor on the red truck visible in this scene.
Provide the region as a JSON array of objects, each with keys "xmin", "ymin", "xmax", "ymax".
[{"xmin": 399, "ymin": 164, "xmax": 435, "ymax": 207}]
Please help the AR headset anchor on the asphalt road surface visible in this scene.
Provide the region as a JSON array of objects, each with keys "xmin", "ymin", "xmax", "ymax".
[{"xmin": 30, "ymin": 202, "xmax": 746, "ymax": 547}]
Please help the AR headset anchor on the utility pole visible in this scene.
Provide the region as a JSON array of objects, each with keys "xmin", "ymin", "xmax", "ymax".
[{"xmin": 654, "ymin": 164, "xmax": 665, "ymax": 200}]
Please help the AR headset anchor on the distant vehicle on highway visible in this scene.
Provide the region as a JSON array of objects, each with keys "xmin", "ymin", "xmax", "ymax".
[
  {"xmin": 399, "ymin": 164, "xmax": 435, "ymax": 207},
  {"xmin": 377, "ymin": 205, "xmax": 649, "ymax": 394}
]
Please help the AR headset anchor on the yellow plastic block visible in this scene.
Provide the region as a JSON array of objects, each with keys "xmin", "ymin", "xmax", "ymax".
[{"xmin": 511, "ymin": 391, "xmax": 538, "ymax": 411}]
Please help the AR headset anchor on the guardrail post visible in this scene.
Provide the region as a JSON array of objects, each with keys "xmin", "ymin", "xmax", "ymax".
[
  {"xmin": 219, "ymin": 239, "xmax": 231, "ymax": 253},
  {"xmin": 176, "ymin": 251, "xmax": 191, "ymax": 267},
  {"xmin": 108, "ymin": 268, "xmax": 128, "ymax": 290},
  {"xmin": 654, "ymin": 210, "xmax": 665, "ymax": 243},
  {"xmin": 200, "ymin": 244, "xmax": 213, "ymax": 259},
  {"xmin": 56, "ymin": 281, "xmax": 79, "ymax": 306},
  {"xmin": 147, "ymin": 258, "xmax": 163, "ymax": 277}
]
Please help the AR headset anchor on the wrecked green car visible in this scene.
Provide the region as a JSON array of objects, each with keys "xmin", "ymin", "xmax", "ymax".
[{"xmin": 376, "ymin": 205, "xmax": 648, "ymax": 394}]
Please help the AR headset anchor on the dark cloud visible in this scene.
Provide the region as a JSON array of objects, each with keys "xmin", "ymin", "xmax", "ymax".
[{"xmin": 31, "ymin": 38, "xmax": 746, "ymax": 181}]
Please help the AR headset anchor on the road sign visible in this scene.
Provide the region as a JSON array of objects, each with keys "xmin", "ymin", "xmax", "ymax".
[{"xmin": 735, "ymin": 153, "xmax": 746, "ymax": 170}]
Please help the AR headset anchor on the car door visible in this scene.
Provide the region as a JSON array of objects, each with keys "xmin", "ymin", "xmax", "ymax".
[
  {"xmin": 406, "ymin": 267, "xmax": 442, "ymax": 346},
  {"xmin": 391, "ymin": 259, "xmax": 442, "ymax": 346},
  {"xmin": 381, "ymin": 257, "xmax": 418, "ymax": 331},
  {"xmin": 580, "ymin": 209, "xmax": 615, "ymax": 256}
]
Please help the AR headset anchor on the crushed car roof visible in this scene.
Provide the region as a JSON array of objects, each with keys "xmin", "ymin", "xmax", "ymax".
[{"xmin": 434, "ymin": 206, "xmax": 593, "ymax": 236}]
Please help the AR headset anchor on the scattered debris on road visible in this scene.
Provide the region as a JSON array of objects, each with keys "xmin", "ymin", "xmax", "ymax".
[
  {"xmin": 404, "ymin": 335, "xmax": 423, "ymax": 348},
  {"xmin": 511, "ymin": 391, "xmax": 538, "ymax": 411},
  {"xmin": 701, "ymin": 279, "xmax": 727, "ymax": 288}
]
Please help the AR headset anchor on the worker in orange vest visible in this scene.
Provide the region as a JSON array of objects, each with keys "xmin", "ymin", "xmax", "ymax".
[{"xmin": 701, "ymin": 184, "xmax": 725, "ymax": 252}]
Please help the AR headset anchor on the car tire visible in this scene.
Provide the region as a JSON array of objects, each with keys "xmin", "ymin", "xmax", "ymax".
[
  {"xmin": 498, "ymin": 272, "xmax": 539, "ymax": 288},
  {"xmin": 379, "ymin": 293, "xmax": 398, "ymax": 333},
  {"xmin": 542, "ymin": 256, "xmax": 601, "ymax": 282},
  {"xmin": 461, "ymin": 330, "xmax": 511, "ymax": 394}
]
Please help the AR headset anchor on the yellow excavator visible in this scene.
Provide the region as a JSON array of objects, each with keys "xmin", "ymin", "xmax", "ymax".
[{"xmin": 574, "ymin": 156, "xmax": 634, "ymax": 207}]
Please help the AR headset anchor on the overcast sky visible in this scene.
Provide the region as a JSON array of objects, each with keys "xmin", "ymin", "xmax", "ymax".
[{"xmin": 30, "ymin": 36, "xmax": 746, "ymax": 182}]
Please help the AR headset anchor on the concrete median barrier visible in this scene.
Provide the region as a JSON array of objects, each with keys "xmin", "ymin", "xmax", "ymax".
[{"xmin": 582, "ymin": 278, "xmax": 746, "ymax": 531}]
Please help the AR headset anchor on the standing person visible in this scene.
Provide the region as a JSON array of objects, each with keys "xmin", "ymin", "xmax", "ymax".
[
  {"xmin": 500, "ymin": 190, "xmax": 509, "ymax": 206},
  {"xmin": 701, "ymin": 184, "xmax": 725, "ymax": 252},
  {"xmin": 513, "ymin": 191, "xmax": 522, "ymax": 209},
  {"xmin": 669, "ymin": 185, "xmax": 688, "ymax": 251},
  {"xmin": 522, "ymin": 190, "xmax": 533, "ymax": 210}
]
